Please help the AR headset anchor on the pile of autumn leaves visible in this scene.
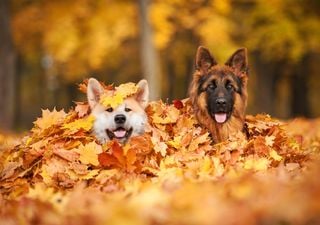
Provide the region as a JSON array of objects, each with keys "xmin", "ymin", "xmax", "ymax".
[{"xmin": 1, "ymin": 81, "xmax": 320, "ymax": 225}]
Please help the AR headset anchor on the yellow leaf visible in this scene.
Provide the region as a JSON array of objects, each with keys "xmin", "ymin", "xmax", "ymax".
[
  {"xmin": 34, "ymin": 108, "xmax": 66, "ymax": 130},
  {"xmin": 200, "ymin": 156, "xmax": 213, "ymax": 173},
  {"xmin": 270, "ymin": 149, "xmax": 282, "ymax": 161},
  {"xmin": 75, "ymin": 142, "xmax": 102, "ymax": 166},
  {"xmin": 244, "ymin": 157, "xmax": 269, "ymax": 171},
  {"xmin": 63, "ymin": 115, "xmax": 95, "ymax": 132},
  {"xmin": 116, "ymin": 82, "xmax": 138, "ymax": 98},
  {"xmin": 40, "ymin": 166, "xmax": 53, "ymax": 185},
  {"xmin": 167, "ymin": 135, "xmax": 182, "ymax": 149},
  {"xmin": 25, "ymin": 137, "xmax": 32, "ymax": 146},
  {"xmin": 79, "ymin": 169, "xmax": 100, "ymax": 180},
  {"xmin": 152, "ymin": 105, "xmax": 180, "ymax": 124},
  {"xmin": 100, "ymin": 83, "xmax": 139, "ymax": 108},
  {"xmin": 100, "ymin": 93, "xmax": 124, "ymax": 108}
]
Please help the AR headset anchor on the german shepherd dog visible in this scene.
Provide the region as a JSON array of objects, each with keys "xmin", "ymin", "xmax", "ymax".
[{"xmin": 189, "ymin": 46, "xmax": 249, "ymax": 143}]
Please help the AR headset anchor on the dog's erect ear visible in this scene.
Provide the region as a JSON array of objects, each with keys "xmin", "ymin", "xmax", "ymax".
[
  {"xmin": 195, "ymin": 46, "xmax": 217, "ymax": 73},
  {"xmin": 87, "ymin": 78, "xmax": 104, "ymax": 109},
  {"xmin": 225, "ymin": 48, "xmax": 248, "ymax": 74},
  {"xmin": 135, "ymin": 79, "xmax": 149, "ymax": 109}
]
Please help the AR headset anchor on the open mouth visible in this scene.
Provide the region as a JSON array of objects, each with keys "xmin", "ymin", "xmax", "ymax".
[
  {"xmin": 212, "ymin": 112, "xmax": 231, "ymax": 124},
  {"xmin": 106, "ymin": 127, "xmax": 133, "ymax": 141}
]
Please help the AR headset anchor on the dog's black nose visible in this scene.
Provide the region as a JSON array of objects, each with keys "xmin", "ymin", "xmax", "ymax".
[
  {"xmin": 114, "ymin": 114, "xmax": 126, "ymax": 124},
  {"xmin": 216, "ymin": 98, "xmax": 226, "ymax": 106}
]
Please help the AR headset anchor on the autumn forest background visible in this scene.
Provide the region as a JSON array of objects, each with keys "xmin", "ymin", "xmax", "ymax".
[
  {"xmin": 1, "ymin": 1, "xmax": 320, "ymax": 224},
  {"xmin": 1, "ymin": 0, "xmax": 320, "ymax": 131}
]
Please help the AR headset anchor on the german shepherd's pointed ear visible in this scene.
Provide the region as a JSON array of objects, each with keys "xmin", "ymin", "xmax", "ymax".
[
  {"xmin": 225, "ymin": 48, "xmax": 248, "ymax": 74},
  {"xmin": 195, "ymin": 46, "xmax": 217, "ymax": 73},
  {"xmin": 87, "ymin": 78, "xmax": 104, "ymax": 109},
  {"xmin": 135, "ymin": 79, "xmax": 149, "ymax": 109}
]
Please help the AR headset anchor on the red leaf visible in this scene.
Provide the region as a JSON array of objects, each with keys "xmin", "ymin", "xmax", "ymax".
[{"xmin": 173, "ymin": 99, "xmax": 184, "ymax": 109}]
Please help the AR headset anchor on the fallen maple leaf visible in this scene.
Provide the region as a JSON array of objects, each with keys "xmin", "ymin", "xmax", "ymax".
[
  {"xmin": 172, "ymin": 99, "xmax": 184, "ymax": 109},
  {"xmin": 1, "ymin": 79, "xmax": 320, "ymax": 225},
  {"xmin": 75, "ymin": 142, "xmax": 102, "ymax": 166},
  {"xmin": 74, "ymin": 102, "xmax": 90, "ymax": 118},
  {"xmin": 53, "ymin": 148, "xmax": 79, "ymax": 162},
  {"xmin": 100, "ymin": 82, "xmax": 139, "ymax": 108},
  {"xmin": 98, "ymin": 152, "xmax": 117, "ymax": 167},
  {"xmin": 100, "ymin": 93, "xmax": 124, "ymax": 108},
  {"xmin": 150, "ymin": 101, "xmax": 180, "ymax": 124},
  {"xmin": 270, "ymin": 149, "xmax": 282, "ymax": 161},
  {"xmin": 63, "ymin": 115, "xmax": 94, "ymax": 133},
  {"xmin": 34, "ymin": 108, "xmax": 66, "ymax": 130},
  {"xmin": 116, "ymin": 82, "xmax": 139, "ymax": 98}
]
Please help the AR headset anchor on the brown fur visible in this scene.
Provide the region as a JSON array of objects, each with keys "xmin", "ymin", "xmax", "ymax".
[{"xmin": 189, "ymin": 47, "xmax": 249, "ymax": 143}]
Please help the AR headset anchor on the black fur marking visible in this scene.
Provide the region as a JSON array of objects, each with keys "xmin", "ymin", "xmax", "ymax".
[
  {"xmin": 233, "ymin": 75, "xmax": 242, "ymax": 95},
  {"xmin": 206, "ymin": 80, "xmax": 235, "ymax": 121},
  {"xmin": 197, "ymin": 74, "xmax": 211, "ymax": 94}
]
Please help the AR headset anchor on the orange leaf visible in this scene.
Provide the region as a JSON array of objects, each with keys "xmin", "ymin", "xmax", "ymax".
[
  {"xmin": 75, "ymin": 102, "xmax": 90, "ymax": 118},
  {"xmin": 53, "ymin": 148, "xmax": 79, "ymax": 162},
  {"xmin": 126, "ymin": 148, "xmax": 137, "ymax": 172},
  {"xmin": 127, "ymin": 134, "xmax": 153, "ymax": 155},
  {"xmin": 110, "ymin": 141, "xmax": 126, "ymax": 166},
  {"xmin": 253, "ymin": 136, "xmax": 269, "ymax": 155},
  {"xmin": 98, "ymin": 152, "xmax": 119, "ymax": 168}
]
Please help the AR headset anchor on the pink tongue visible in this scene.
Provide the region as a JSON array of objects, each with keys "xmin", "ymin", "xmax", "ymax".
[
  {"xmin": 214, "ymin": 113, "xmax": 227, "ymax": 123},
  {"xmin": 114, "ymin": 129, "xmax": 126, "ymax": 138}
]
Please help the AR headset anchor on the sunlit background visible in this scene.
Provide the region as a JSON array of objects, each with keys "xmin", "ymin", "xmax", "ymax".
[{"xmin": 0, "ymin": 0, "xmax": 319, "ymax": 131}]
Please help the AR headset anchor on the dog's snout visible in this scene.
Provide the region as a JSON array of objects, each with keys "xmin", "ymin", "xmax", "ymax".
[
  {"xmin": 216, "ymin": 98, "xmax": 227, "ymax": 106},
  {"xmin": 114, "ymin": 114, "xmax": 126, "ymax": 124}
]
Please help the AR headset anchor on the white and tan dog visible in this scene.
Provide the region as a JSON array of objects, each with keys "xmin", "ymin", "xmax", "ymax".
[{"xmin": 87, "ymin": 78, "xmax": 149, "ymax": 144}]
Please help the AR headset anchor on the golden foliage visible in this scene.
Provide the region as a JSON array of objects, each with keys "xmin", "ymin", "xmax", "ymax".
[
  {"xmin": 12, "ymin": 0, "xmax": 137, "ymax": 79},
  {"xmin": 100, "ymin": 82, "xmax": 139, "ymax": 108},
  {"xmin": 1, "ymin": 80, "xmax": 320, "ymax": 224},
  {"xmin": 34, "ymin": 109, "xmax": 66, "ymax": 131}
]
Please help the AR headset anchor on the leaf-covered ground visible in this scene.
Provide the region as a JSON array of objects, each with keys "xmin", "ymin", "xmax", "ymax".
[{"xmin": 1, "ymin": 81, "xmax": 320, "ymax": 225}]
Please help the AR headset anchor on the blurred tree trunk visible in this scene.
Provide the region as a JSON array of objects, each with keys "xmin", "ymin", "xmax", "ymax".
[
  {"xmin": 165, "ymin": 30, "xmax": 199, "ymax": 101},
  {"xmin": 252, "ymin": 52, "xmax": 281, "ymax": 115},
  {"xmin": 14, "ymin": 54, "xmax": 22, "ymax": 129},
  {"xmin": 138, "ymin": 0, "xmax": 161, "ymax": 100},
  {"xmin": 0, "ymin": 0, "xmax": 16, "ymax": 131},
  {"xmin": 166, "ymin": 57, "xmax": 175, "ymax": 101},
  {"xmin": 184, "ymin": 55, "xmax": 195, "ymax": 97},
  {"xmin": 290, "ymin": 55, "xmax": 310, "ymax": 117}
]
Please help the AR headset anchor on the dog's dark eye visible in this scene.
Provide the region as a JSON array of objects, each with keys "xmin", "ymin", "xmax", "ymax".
[
  {"xmin": 106, "ymin": 107, "xmax": 113, "ymax": 112},
  {"xmin": 226, "ymin": 83, "xmax": 234, "ymax": 91},
  {"xmin": 207, "ymin": 83, "xmax": 216, "ymax": 91},
  {"xmin": 125, "ymin": 107, "xmax": 132, "ymax": 112}
]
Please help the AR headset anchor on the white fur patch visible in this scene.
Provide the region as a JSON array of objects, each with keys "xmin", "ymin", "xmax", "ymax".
[{"xmin": 91, "ymin": 101, "xmax": 148, "ymax": 144}]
